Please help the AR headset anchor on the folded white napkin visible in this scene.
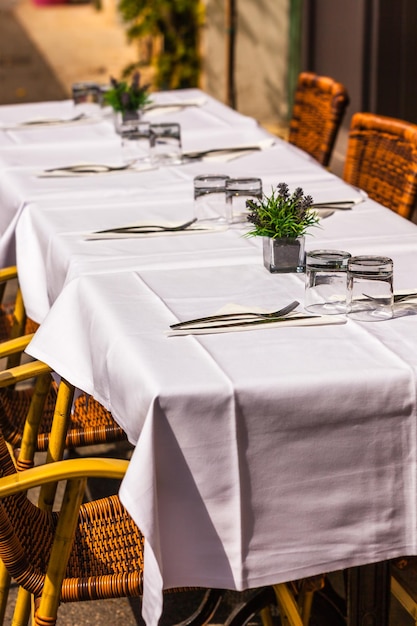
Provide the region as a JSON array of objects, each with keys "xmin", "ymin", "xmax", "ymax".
[
  {"xmin": 311, "ymin": 190, "xmax": 368, "ymax": 208},
  {"xmin": 85, "ymin": 223, "xmax": 228, "ymax": 240},
  {"xmin": 315, "ymin": 209, "xmax": 335, "ymax": 219},
  {"xmin": 167, "ymin": 304, "xmax": 346, "ymax": 336},
  {"xmin": 143, "ymin": 97, "xmax": 207, "ymax": 117}
]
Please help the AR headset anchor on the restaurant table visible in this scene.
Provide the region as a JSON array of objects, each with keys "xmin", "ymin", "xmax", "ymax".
[
  {"xmin": 1, "ymin": 91, "xmax": 417, "ymax": 625},
  {"xmin": 0, "ymin": 88, "xmax": 267, "ymax": 266}
]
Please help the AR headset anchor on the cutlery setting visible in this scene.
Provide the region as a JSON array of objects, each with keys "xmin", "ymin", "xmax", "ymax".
[
  {"xmin": 170, "ymin": 300, "xmax": 301, "ymax": 330},
  {"xmin": 2, "ymin": 113, "xmax": 91, "ymax": 129},
  {"xmin": 312, "ymin": 201, "xmax": 355, "ymax": 210},
  {"xmin": 94, "ymin": 218, "xmax": 198, "ymax": 235},
  {"xmin": 143, "ymin": 98, "xmax": 206, "ymax": 112},
  {"xmin": 44, "ymin": 163, "xmax": 134, "ymax": 174},
  {"xmin": 182, "ymin": 138, "xmax": 275, "ymax": 161}
]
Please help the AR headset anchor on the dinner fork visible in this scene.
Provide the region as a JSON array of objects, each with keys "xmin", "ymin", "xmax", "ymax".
[
  {"xmin": 169, "ymin": 300, "xmax": 300, "ymax": 329},
  {"xmin": 95, "ymin": 218, "xmax": 198, "ymax": 235}
]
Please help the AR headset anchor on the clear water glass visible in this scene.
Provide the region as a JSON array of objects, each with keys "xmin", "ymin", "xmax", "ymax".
[
  {"xmin": 193, "ymin": 174, "xmax": 230, "ymax": 225},
  {"xmin": 305, "ymin": 250, "xmax": 351, "ymax": 314},
  {"xmin": 72, "ymin": 82, "xmax": 101, "ymax": 113},
  {"xmin": 347, "ymin": 255, "xmax": 394, "ymax": 321},
  {"xmin": 120, "ymin": 120, "xmax": 151, "ymax": 164},
  {"xmin": 225, "ymin": 177, "xmax": 263, "ymax": 225},
  {"xmin": 149, "ymin": 123, "xmax": 182, "ymax": 165}
]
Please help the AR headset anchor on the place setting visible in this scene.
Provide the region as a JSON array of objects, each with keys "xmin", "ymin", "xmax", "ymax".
[
  {"xmin": 166, "ymin": 299, "xmax": 347, "ymax": 336},
  {"xmin": 84, "ymin": 217, "xmax": 228, "ymax": 240}
]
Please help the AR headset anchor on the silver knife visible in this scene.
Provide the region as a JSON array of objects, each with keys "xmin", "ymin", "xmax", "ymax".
[{"xmin": 172, "ymin": 315, "xmax": 320, "ymax": 331}]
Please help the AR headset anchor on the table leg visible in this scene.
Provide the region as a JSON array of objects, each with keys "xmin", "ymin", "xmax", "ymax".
[{"xmin": 347, "ymin": 561, "xmax": 391, "ymax": 626}]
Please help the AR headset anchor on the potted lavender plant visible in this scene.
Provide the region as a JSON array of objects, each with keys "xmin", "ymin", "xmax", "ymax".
[
  {"xmin": 103, "ymin": 72, "xmax": 152, "ymax": 133},
  {"xmin": 246, "ymin": 182, "xmax": 319, "ymax": 273}
]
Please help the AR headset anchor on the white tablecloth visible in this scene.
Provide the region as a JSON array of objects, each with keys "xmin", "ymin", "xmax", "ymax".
[
  {"xmin": 0, "ymin": 88, "xmax": 265, "ymax": 266},
  {"xmin": 27, "ymin": 260, "xmax": 417, "ymax": 626},
  {"xmin": 2, "ymin": 91, "xmax": 417, "ymax": 625}
]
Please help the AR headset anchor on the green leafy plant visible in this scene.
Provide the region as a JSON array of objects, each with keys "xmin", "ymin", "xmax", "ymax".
[
  {"xmin": 103, "ymin": 71, "xmax": 152, "ymax": 112},
  {"xmin": 246, "ymin": 182, "xmax": 319, "ymax": 239},
  {"xmin": 117, "ymin": 0, "xmax": 203, "ymax": 90}
]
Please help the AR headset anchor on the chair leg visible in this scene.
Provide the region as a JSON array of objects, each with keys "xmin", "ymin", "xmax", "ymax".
[
  {"xmin": 7, "ymin": 374, "xmax": 53, "ymax": 626},
  {"xmin": 17, "ymin": 373, "xmax": 52, "ymax": 471},
  {"xmin": 37, "ymin": 378, "xmax": 74, "ymax": 511},
  {"xmin": 6, "ymin": 290, "xmax": 27, "ymax": 370},
  {"xmin": 259, "ymin": 606, "xmax": 274, "ymax": 625},
  {"xmin": 35, "ymin": 478, "xmax": 87, "ymax": 626},
  {"xmin": 273, "ymin": 583, "xmax": 304, "ymax": 626},
  {"xmin": 12, "ymin": 378, "xmax": 75, "ymax": 625},
  {"xmin": 0, "ymin": 560, "xmax": 11, "ymax": 625},
  {"xmin": 11, "ymin": 588, "xmax": 31, "ymax": 626}
]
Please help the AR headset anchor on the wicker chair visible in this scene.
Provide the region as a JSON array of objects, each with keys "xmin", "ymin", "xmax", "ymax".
[
  {"xmin": 0, "ymin": 357, "xmax": 226, "ymax": 625},
  {"xmin": 0, "ymin": 431, "xmax": 226, "ymax": 626},
  {"xmin": 343, "ymin": 112, "xmax": 417, "ymax": 219},
  {"xmin": 288, "ymin": 72, "xmax": 350, "ymax": 167},
  {"xmin": 0, "ymin": 335, "xmax": 127, "ymax": 468}
]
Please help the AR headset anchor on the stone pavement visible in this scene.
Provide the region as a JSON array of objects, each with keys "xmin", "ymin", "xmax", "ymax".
[{"xmin": 0, "ymin": 0, "xmax": 138, "ymax": 104}]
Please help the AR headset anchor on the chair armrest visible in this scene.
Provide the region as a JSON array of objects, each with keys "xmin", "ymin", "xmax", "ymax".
[
  {"xmin": 0, "ymin": 334, "xmax": 34, "ymax": 358},
  {"xmin": 0, "ymin": 457, "xmax": 129, "ymax": 498},
  {"xmin": 0, "ymin": 266, "xmax": 18, "ymax": 284},
  {"xmin": 0, "ymin": 360, "xmax": 52, "ymax": 387}
]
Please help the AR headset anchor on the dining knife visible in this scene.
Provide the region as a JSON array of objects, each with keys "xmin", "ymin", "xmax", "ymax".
[{"xmin": 171, "ymin": 314, "xmax": 321, "ymax": 331}]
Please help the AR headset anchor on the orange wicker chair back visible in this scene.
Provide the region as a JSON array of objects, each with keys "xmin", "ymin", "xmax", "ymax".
[
  {"xmin": 343, "ymin": 112, "xmax": 417, "ymax": 220},
  {"xmin": 288, "ymin": 72, "xmax": 350, "ymax": 167}
]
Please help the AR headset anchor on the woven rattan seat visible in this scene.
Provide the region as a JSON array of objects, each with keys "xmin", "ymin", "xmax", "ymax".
[
  {"xmin": 0, "ymin": 383, "xmax": 127, "ymax": 455},
  {"xmin": 0, "ymin": 432, "xmax": 225, "ymax": 626},
  {"xmin": 288, "ymin": 72, "xmax": 350, "ymax": 167},
  {"xmin": 343, "ymin": 112, "xmax": 417, "ymax": 219},
  {"xmin": 0, "ymin": 432, "xmax": 144, "ymax": 621}
]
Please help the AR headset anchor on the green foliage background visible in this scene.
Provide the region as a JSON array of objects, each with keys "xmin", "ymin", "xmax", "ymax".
[{"xmin": 117, "ymin": 0, "xmax": 203, "ymax": 90}]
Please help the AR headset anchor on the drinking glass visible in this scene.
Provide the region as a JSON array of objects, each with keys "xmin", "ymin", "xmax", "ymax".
[
  {"xmin": 225, "ymin": 177, "xmax": 263, "ymax": 225},
  {"xmin": 120, "ymin": 120, "xmax": 150, "ymax": 164},
  {"xmin": 305, "ymin": 250, "xmax": 351, "ymax": 314},
  {"xmin": 149, "ymin": 123, "xmax": 182, "ymax": 165},
  {"xmin": 347, "ymin": 255, "xmax": 394, "ymax": 321},
  {"xmin": 193, "ymin": 174, "xmax": 230, "ymax": 225},
  {"xmin": 72, "ymin": 82, "xmax": 101, "ymax": 112}
]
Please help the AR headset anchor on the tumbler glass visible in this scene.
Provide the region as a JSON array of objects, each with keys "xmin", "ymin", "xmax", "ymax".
[
  {"xmin": 120, "ymin": 120, "xmax": 151, "ymax": 164},
  {"xmin": 149, "ymin": 123, "xmax": 182, "ymax": 165},
  {"xmin": 305, "ymin": 250, "xmax": 351, "ymax": 314},
  {"xmin": 225, "ymin": 177, "xmax": 263, "ymax": 225},
  {"xmin": 347, "ymin": 256, "xmax": 394, "ymax": 321},
  {"xmin": 193, "ymin": 174, "xmax": 230, "ymax": 225},
  {"xmin": 72, "ymin": 82, "xmax": 101, "ymax": 112}
]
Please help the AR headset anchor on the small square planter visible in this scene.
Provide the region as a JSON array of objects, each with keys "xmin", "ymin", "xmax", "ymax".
[
  {"xmin": 114, "ymin": 110, "xmax": 142, "ymax": 135},
  {"xmin": 263, "ymin": 236, "xmax": 305, "ymax": 273}
]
